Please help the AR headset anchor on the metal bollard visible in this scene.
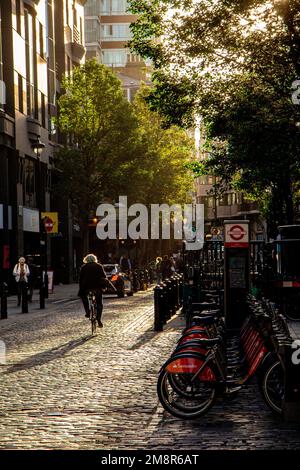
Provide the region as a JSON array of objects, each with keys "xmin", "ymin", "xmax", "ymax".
[
  {"xmin": 159, "ymin": 282, "xmax": 167, "ymax": 324},
  {"xmin": 154, "ymin": 285, "xmax": 163, "ymax": 331},
  {"xmin": 170, "ymin": 277, "xmax": 176, "ymax": 315},
  {"xmin": 39, "ymin": 276, "xmax": 45, "ymax": 309},
  {"xmin": 0, "ymin": 282, "xmax": 8, "ymax": 320},
  {"xmin": 175, "ymin": 275, "xmax": 180, "ymax": 310},
  {"xmin": 21, "ymin": 283, "xmax": 28, "ymax": 313},
  {"xmin": 164, "ymin": 279, "xmax": 172, "ymax": 320}
]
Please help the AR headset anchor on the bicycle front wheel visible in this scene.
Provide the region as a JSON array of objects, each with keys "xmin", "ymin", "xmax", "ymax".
[{"xmin": 157, "ymin": 357, "xmax": 217, "ymax": 419}]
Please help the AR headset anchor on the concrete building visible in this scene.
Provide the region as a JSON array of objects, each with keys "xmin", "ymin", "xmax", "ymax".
[
  {"xmin": 85, "ymin": 0, "xmax": 150, "ymax": 100},
  {"xmin": 0, "ymin": 0, "xmax": 86, "ymax": 284}
]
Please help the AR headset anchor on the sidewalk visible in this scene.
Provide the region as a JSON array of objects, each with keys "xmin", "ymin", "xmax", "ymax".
[{"xmin": 2, "ymin": 284, "xmax": 79, "ymax": 324}]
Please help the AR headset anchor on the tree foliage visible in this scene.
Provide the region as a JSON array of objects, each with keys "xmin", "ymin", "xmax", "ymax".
[
  {"xmin": 128, "ymin": 0, "xmax": 300, "ymax": 228},
  {"xmin": 55, "ymin": 61, "xmax": 194, "ymax": 250}
]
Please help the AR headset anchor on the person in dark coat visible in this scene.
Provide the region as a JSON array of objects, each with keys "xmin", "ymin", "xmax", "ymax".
[
  {"xmin": 78, "ymin": 254, "xmax": 111, "ymax": 328},
  {"xmin": 161, "ymin": 255, "xmax": 172, "ymax": 280}
]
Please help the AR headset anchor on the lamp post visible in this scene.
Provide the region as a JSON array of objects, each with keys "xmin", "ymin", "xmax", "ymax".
[{"xmin": 32, "ymin": 138, "xmax": 48, "ymax": 298}]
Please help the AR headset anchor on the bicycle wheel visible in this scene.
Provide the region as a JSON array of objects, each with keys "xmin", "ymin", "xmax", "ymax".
[
  {"xmin": 90, "ymin": 303, "xmax": 97, "ymax": 335},
  {"xmin": 259, "ymin": 358, "xmax": 284, "ymax": 414},
  {"xmin": 157, "ymin": 355, "xmax": 217, "ymax": 419}
]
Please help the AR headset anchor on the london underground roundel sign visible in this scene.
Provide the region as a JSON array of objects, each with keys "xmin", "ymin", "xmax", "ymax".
[{"xmin": 225, "ymin": 222, "xmax": 249, "ymax": 247}]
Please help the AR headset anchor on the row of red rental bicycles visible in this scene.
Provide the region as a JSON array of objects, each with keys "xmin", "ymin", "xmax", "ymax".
[{"xmin": 157, "ymin": 291, "xmax": 292, "ymax": 419}]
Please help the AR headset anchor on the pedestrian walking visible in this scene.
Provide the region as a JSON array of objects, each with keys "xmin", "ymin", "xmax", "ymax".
[
  {"xmin": 155, "ymin": 256, "xmax": 162, "ymax": 284},
  {"xmin": 169, "ymin": 256, "xmax": 176, "ymax": 274},
  {"xmin": 27, "ymin": 256, "xmax": 38, "ymax": 302},
  {"xmin": 13, "ymin": 257, "xmax": 30, "ymax": 306},
  {"xmin": 120, "ymin": 255, "xmax": 131, "ymax": 273},
  {"xmin": 161, "ymin": 255, "xmax": 172, "ymax": 281}
]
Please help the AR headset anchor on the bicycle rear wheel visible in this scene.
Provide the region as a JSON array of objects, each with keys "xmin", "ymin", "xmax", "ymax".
[
  {"xmin": 91, "ymin": 315, "xmax": 97, "ymax": 335},
  {"xmin": 259, "ymin": 358, "xmax": 284, "ymax": 414}
]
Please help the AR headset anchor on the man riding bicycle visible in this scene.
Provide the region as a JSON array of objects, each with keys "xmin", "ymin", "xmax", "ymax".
[{"xmin": 78, "ymin": 254, "xmax": 111, "ymax": 328}]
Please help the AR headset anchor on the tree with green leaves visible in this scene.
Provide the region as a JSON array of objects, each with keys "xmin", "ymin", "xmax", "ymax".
[
  {"xmin": 128, "ymin": 0, "xmax": 300, "ymax": 231},
  {"xmin": 55, "ymin": 60, "xmax": 138, "ymax": 252},
  {"xmin": 55, "ymin": 62, "xmax": 194, "ymax": 255}
]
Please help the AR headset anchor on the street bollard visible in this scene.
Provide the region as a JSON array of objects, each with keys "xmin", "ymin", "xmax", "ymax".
[
  {"xmin": 132, "ymin": 270, "xmax": 139, "ymax": 292},
  {"xmin": 170, "ymin": 277, "xmax": 176, "ymax": 315},
  {"xmin": 21, "ymin": 283, "xmax": 28, "ymax": 313},
  {"xmin": 165, "ymin": 279, "xmax": 172, "ymax": 320},
  {"xmin": 174, "ymin": 275, "xmax": 179, "ymax": 310},
  {"xmin": 160, "ymin": 282, "xmax": 167, "ymax": 324},
  {"xmin": 0, "ymin": 282, "xmax": 8, "ymax": 320},
  {"xmin": 154, "ymin": 285, "xmax": 163, "ymax": 331},
  {"xmin": 39, "ymin": 276, "xmax": 45, "ymax": 310}
]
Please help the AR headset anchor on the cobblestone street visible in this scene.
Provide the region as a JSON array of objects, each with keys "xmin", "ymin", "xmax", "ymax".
[{"xmin": 0, "ymin": 288, "xmax": 300, "ymax": 450}]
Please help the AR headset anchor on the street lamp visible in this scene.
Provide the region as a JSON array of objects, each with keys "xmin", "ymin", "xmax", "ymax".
[
  {"xmin": 32, "ymin": 139, "xmax": 48, "ymax": 298},
  {"xmin": 33, "ymin": 139, "xmax": 46, "ymax": 157}
]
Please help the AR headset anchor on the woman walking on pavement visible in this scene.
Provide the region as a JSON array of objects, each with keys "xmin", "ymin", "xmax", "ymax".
[{"xmin": 13, "ymin": 257, "xmax": 30, "ymax": 306}]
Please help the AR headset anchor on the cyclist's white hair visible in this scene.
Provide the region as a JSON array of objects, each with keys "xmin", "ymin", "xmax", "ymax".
[{"xmin": 83, "ymin": 254, "xmax": 98, "ymax": 264}]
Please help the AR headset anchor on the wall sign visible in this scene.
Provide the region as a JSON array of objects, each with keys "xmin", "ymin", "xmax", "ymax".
[{"xmin": 225, "ymin": 222, "xmax": 249, "ymax": 247}]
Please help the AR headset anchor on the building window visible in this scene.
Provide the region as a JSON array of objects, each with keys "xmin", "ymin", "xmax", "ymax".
[
  {"xmin": 207, "ymin": 197, "xmax": 214, "ymax": 209},
  {"xmin": 85, "ymin": 18, "xmax": 99, "ymax": 43},
  {"xmin": 38, "ymin": 22, "xmax": 46, "ymax": 59},
  {"xmin": 67, "ymin": 55, "xmax": 71, "ymax": 75},
  {"xmin": 24, "ymin": 7, "xmax": 37, "ymax": 118},
  {"xmin": 102, "ymin": 49, "xmax": 127, "ymax": 67},
  {"xmin": 18, "ymin": 158, "xmax": 24, "ymax": 184},
  {"xmin": 46, "ymin": 169, "xmax": 51, "ymax": 192},
  {"xmin": 85, "ymin": 0, "xmax": 100, "ymax": 16},
  {"xmin": 80, "ymin": 17, "xmax": 83, "ymax": 44},
  {"xmin": 18, "ymin": 74, "xmax": 24, "ymax": 113},
  {"xmin": 23, "ymin": 159, "xmax": 36, "ymax": 208},
  {"xmin": 66, "ymin": 0, "xmax": 69, "ymax": 25},
  {"xmin": 101, "ymin": 23, "xmax": 131, "ymax": 40},
  {"xmin": 16, "ymin": 0, "xmax": 21, "ymax": 34},
  {"xmin": 41, "ymin": 93, "xmax": 46, "ymax": 128},
  {"xmin": 101, "ymin": 0, "xmax": 129, "ymax": 15}
]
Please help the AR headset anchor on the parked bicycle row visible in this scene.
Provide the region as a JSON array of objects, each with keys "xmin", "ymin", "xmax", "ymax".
[{"xmin": 157, "ymin": 290, "xmax": 293, "ymax": 419}]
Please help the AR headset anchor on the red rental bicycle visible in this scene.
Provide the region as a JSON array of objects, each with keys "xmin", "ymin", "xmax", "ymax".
[{"xmin": 157, "ymin": 299, "xmax": 291, "ymax": 419}]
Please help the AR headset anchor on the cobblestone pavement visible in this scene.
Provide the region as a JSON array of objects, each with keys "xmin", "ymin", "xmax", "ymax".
[{"xmin": 0, "ymin": 290, "xmax": 300, "ymax": 450}]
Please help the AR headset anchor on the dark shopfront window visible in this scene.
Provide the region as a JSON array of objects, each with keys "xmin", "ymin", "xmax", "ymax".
[{"xmin": 24, "ymin": 7, "xmax": 37, "ymax": 119}]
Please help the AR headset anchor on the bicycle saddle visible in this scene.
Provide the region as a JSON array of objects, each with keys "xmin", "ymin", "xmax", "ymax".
[
  {"xmin": 199, "ymin": 309, "xmax": 220, "ymax": 316},
  {"xmin": 188, "ymin": 336, "xmax": 221, "ymax": 347},
  {"xmin": 192, "ymin": 315, "xmax": 217, "ymax": 326},
  {"xmin": 192, "ymin": 302, "xmax": 217, "ymax": 308}
]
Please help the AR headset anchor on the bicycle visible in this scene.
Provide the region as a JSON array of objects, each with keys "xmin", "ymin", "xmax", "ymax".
[
  {"xmin": 87, "ymin": 290, "xmax": 98, "ymax": 335},
  {"xmin": 157, "ymin": 297, "xmax": 292, "ymax": 419}
]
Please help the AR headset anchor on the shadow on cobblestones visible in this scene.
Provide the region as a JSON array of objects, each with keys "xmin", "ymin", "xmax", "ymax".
[
  {"xmin": 128, "ymin": 327, "xmax": 159, "ymax": 350},
  {"xmin": 2, "ymin": 335, "xmax": 93, "ymax": 375}
]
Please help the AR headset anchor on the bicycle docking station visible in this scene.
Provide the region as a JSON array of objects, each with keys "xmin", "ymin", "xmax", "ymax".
[{"xmin": 224, "ymin": 220, "xmax": 250, "ymax": 330}]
